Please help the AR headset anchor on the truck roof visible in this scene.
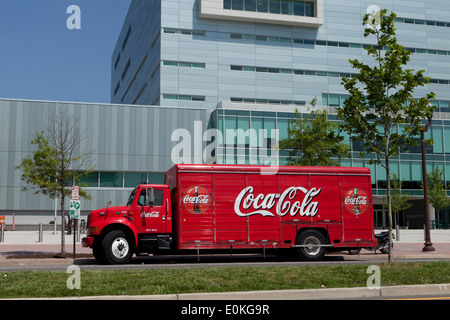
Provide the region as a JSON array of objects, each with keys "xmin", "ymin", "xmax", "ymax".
[
  {"xmin": 135, "ymin": 184, "xmax": 170, "ymax": 188},
  {"xmin": 170, "ymin": 164, "xmax": 371, "ymax": 176}
]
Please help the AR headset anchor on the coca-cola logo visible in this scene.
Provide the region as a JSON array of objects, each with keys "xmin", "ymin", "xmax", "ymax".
[
  {"xmin": 182, "ymin": 186, "xmax": 211, "ymax": 214},
  {"xmin": 344, "ymin": 188, "xmax": 369, "ymax": 215},
  {"xmin": 234, "ymin": 186, "xmax": 322, "ymax": 218},
  {"xmin": 141, "ymin": 211, "xmax": 160, "ymax": 218}
]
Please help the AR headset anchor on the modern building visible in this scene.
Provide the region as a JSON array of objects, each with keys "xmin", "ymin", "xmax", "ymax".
[
  {"xmin": 110, "ymin": 0, "xmax": 450, "ymax": 228},
  {"xmin": 2, "ymin": 0, "xmax": 450, "ymax": 229},
  {"xmin": 0, "ymin": 98, "xmax": 208, "ymax": 225}
]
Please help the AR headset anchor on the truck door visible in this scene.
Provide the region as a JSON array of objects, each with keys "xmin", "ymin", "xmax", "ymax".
[
  {"xmin": 137, "ymin": 187, "xmax": 168, "ymax": 233},
  {"xmin": 340, "ymin": 176, "xmax": 374, "ymax": 242}
]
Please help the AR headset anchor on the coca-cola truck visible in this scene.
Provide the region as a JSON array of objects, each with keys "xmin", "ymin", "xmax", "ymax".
[{"xmin": 82, "ymin": 164, "xmax": 377, "ymax": 264}]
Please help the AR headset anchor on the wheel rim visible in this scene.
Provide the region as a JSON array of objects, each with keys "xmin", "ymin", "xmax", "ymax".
[
  {"xmin": 303, "ymin": 236, "xmax": 321, "ymax": 256},
  {"xmin": 111, "ymin": 237, "xmax": 129, "ymax": 259}
]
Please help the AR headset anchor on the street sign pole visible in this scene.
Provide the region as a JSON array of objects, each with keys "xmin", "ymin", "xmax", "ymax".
[
  {"xmin": 70, "ymin": 197, "xmax": 81, "ymax": 259},
  {"xmin": 53, "ymin": 197, "xmax": 57, "ymax": 234},
  {"xmin": 73, "ymin": 219, "xmax": 76, "ymax": 259}
]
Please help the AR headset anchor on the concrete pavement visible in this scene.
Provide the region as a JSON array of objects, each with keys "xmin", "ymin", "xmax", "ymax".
[
  {"xmin": 1, "ymin": 228, "xmax": 450, "ymax": 244},
  {"xmin": 0, "ymin": 229, "xmax": 449, "ymax": 300},
  {"xmin": 1, "ymin": 229, "xmax": 449, "ymax": 263},
  {"xmin": 0, "ymin": 229, "xmax": 84, "ymax": 245},
  {"xmin": 23, "ymin": 283, "xmax": 450, "ymax": 300}
]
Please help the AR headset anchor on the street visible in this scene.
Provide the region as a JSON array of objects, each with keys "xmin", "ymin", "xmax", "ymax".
[
  {"xmin": 0, "ymin": 249, "xmax": 448, "ymax": 273},
  {"xmin": 1, "ymin": 229, "xmax": 449, "ymax": 272}
]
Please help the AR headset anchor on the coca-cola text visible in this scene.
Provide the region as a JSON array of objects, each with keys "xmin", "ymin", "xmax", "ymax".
[{"xmin": 234, "ymin": 186, "xmax": 322, "ymax": 218}]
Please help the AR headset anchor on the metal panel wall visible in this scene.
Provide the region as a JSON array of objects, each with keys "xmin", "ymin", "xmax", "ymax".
[{"xmin": 0, "ymin": 99, "xmax": 207, "ymax": 222}]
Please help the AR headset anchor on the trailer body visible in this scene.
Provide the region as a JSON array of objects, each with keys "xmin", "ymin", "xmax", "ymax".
[{"xmin": 82, "ymin": 164, "xmax": 377, "ymax": 264}]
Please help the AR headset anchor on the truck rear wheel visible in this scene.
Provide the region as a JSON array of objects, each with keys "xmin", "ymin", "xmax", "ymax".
[
  {"xmin": 101, "ymin": 230, "xmax": 133, "ymax": 265},
  {"xmin": 296, "ymin": 230, "xmax": 327, "ymax": 261}
]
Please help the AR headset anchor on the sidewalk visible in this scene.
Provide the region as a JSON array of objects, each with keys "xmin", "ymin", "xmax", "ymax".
[
  {"xmin": 0, "ymin": 229, "xmax": 449, "ymax": 263},
  {"xmin": 0, "ymin": 230, "xmax": 92, "ymax": 264},
  {"xmin": 0, "ymin": 229, "xmax": 448, "ymax": 300},
  {"xmin": 2, "ymin": 229, "xmax": 449, "ymax": 245},
  {"xmin": 0, "ymin": 230, "xmax": 84, "ymax": 245}
]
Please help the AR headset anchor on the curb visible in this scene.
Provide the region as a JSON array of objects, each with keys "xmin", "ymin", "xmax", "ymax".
[
  {"xmin": 394, "ymin": 254, "xmax": 450, "ymax": 260},
  {"xmin": 18, "ymin": 283, "xmax": 450, "ymax": 300}
]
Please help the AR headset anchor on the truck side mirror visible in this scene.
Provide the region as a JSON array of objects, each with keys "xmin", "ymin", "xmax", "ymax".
[{"xmin": 145, "ymin": 188, "xmax": 155, "ymax": 207}]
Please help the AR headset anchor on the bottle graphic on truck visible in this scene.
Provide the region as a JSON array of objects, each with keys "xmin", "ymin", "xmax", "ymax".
[{"xmin": 82, "ymin": 164, "xmax": 377, "ymax": 264}]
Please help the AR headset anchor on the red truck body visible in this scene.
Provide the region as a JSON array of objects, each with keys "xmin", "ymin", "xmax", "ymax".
[{"xmin": 82, "ymin": 164, "xmax": 377, "ymax": 264}]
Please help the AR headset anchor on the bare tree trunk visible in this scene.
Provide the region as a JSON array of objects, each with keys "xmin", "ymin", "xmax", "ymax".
[
  {"xmin": 46, "ymin": 109, "xmax": 93, "ymax": 255},
  {"xmin": 61, "ymin": 190, "xmax": 66, "ymax": 254}
]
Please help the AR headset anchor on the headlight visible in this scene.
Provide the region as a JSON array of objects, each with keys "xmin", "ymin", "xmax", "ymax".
[{"xmin": 88, "ymin": 226, "xmax": 99, "ymax": 234}]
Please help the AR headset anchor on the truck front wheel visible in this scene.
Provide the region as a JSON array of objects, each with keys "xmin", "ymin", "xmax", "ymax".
[
  {"xmin": 101, "ymin": 230, "xmax": 133, "ymax": 264},
  {"xmin": 296, "ymin": 230, "xmax": 327, "ymax": 261}
]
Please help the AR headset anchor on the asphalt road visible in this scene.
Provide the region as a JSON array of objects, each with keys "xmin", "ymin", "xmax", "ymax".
[{"xmin": 0, "ymin": 251, "xmax": 447, "ymax": 272}]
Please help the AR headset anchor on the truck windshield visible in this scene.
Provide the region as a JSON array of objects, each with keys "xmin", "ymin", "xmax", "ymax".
[{"xmin": 126, "ymin": 188, "xmax": 137, "ymax": 207}]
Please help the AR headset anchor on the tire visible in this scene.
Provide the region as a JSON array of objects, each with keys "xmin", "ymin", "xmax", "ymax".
[
  {"xmin": 296, "ymin": 230, "xmax": 327, "ymax": 261},
  {"xmin": 348, "ymin": 248, "xmax": 361, "ymax": 255},
  {"xmin": 379, "ymin": 239, "xmax": 390, "ymax": 254},
  {"xmin": 101, "ymin": 230, "xmax": 133, "ymax": 265},
  {"xmin": 92, "ymin": 240, "xmax": 107, "ymax": 264}
]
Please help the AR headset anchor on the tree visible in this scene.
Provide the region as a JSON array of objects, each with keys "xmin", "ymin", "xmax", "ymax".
[
  {"xmin": 279, "ymin": 98, "xmax": 350, "ymax": 166},
  {"xmin": 383, "ymin": 174, "xmax": 412, "ymax": 229},
  {"xmin": 16, "ymin": 110, "xmax": 93, "ymax": 254},
  {"xmin": 337, "ymin": 9, "xmax": 435, "ymax": 262},
  {"xmin": 426, "ymin": 168, "xmax": 450, "ymax": 228}
]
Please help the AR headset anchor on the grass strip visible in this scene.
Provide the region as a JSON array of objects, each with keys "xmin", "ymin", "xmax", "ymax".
[{"xmin": 0, "ymin": 261, "xmax": 449, "ymax": 298}]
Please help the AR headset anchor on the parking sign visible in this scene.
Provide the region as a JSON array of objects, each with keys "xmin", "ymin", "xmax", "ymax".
[
  {"xmin": 70, "ymin": 200, "xmax": 81, "ymax": 219},
  {"xmin": 72, "ymin": 186, "xmax": 79, "ymax": 200}
]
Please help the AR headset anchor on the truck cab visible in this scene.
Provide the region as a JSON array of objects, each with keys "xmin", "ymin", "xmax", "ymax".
[{"xmin": 82, "ymin": 184, "xmax": 172, "ymax": 264}]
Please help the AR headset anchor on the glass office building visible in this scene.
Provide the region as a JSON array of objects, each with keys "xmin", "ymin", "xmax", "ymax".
[
  {"xmin": 211, "ymin": 103, "xmax": 450, "ymax": 228},
  {"xmin": 110, "ymin": 0, "xmax": 450, "ymax": 228},
  {"xmin": 4, "ymin": 1, "xmax": 449, "ymax": 227}
]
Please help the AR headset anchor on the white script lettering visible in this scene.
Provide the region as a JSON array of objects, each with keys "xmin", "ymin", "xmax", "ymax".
[
  {"xmin": 234, "ymin": 186, "xmax": 322, "ymax": 218},
  {"xmin": 183, "ymin": 194, "xmax": 210, "ymax": 205},
  {"xmin": 344, "ymin": 196, "xmax": 367, "ymax": 205}
]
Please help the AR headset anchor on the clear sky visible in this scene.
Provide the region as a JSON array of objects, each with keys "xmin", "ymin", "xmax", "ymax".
[{"xmin": 0, "ymin": 0, "xmax": 131, "ymax": 103}]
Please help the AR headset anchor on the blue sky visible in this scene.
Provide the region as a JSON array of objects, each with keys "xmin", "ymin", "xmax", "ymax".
[{"xmin": 0, "ymin": 0, "xmax": 131, "ymax": 103}]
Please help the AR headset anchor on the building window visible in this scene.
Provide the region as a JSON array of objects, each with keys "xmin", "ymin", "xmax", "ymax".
[
  {"xmin": 323, "ymin": 94, "xmax": 450, "ymax": 114},
  {"xmin": 148, "ymin": 172, "xmax": 165, "ymax": 184},
  {"xmin": 224, "ymin": 0, "xmax": 315, "ymax": 17},
  {"xmin": 163, "ymin": 61, "xmax": 206, "ymax": 69},
  {"xmin": 76, "ymin": 171, "xmax": 165, "ymax": 188},
  {"xmin": 78, "ymin": 172, "xmax": 99, "ymax": 188},
  {"xmin": 163, "ymin": 28, "xmax": 206, "ymax": 36},
  {"xmin": 124, "ymin": 172, "xmax": 147, "ymax": 188},
  {"xmin": 114, "ymin": 53, "xmax": 121, "ymax": 70},
  {"xmin": 122, "ymin": 25, "xmax": 131, "ymax": 51},
  {"xmin": 162, "ymin": 94, "xmax": 205, "ymax": 102},
  {"xmin": 114, "ymin": 81, "xmax": 120, "ymax": 97},
  {"xmin": 100, "ymin": 172, "xmax": 124, "ymax": 188},
  {"xmin": 229, "ymin": 32, "xmax": 450, "ymax": 57},
  {"xmin": 122, "ymin": 58, "xmax": 131, "ymax": 80},
  {"xmin": 231, "ymin": 97, "xmax": 305, "ymax": 106},
  {"xmin": 396, "ymin": 17, "xmax": 450, "ymax": 28}
]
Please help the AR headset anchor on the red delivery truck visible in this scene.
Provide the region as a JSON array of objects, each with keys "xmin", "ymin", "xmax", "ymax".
[{"xmin": 82, "ymin": 164, "xmax": 377, "ymax": 264}]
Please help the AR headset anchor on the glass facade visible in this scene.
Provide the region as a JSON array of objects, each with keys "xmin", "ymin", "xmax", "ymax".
[
  {"xmin": 214, "ymin": 108, "xmax": 450, "ymax": 198},
  {"xmin": 78, "ymin": 171, "xmax": 165, "ymax": 189},
  {"xmin": 224, "ymin": 0, "xmax": 315, "ymax": 17},
  {"xmin": 107, "ymin": 0, "xmax": 450, "ymax": 229}
]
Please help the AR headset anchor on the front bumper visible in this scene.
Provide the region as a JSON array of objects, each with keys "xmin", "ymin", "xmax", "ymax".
[{"xmin": 81, "ymin": 236, "xmax": 95, "ymax": 248}]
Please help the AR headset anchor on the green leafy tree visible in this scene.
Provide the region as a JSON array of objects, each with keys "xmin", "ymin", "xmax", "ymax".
[
  {"xmin": 383, "ymin": 174, "xmax": 412, "ymax": 228},
  {"xmin": 337, "ymin": 10, "xmax": 435, "ymax": 262},
  {"xmin": 280, "ymin": 98, "xmax": 350, "ymax": 166},
  {"xmin": 16, "ymin": 110, "xmax": 93, "ymax": 254},
  {"xmin": 426, "ymin": 168, "xmax": 450, "ymax": 228}
]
